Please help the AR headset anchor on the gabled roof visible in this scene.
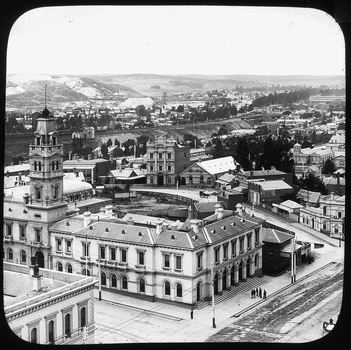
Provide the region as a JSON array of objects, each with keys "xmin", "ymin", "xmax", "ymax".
[
  {"xmin": 181, "ymin": 156, "xmax": 237, "ymax": 176},
  {"xmin": 255, "ymin": 180, "xmax": 292, "ymax": 191},
  {"xmin": 109, "ymin": 168, "xmax": 145, "ymax": 180},
  {"xmin": 296, "ymin": 189, "xmax": 321, "ymax": 203},
  {"xmin": 154, "ymin": 229, "xmax": 207, "ymax": 249},
  {"xmin": 262, "ymin": 228, "xmax": 293, "ymax": 244},
  {"xmin": 193, "ymin": 201, "xmax": 225, "ymax": 213},
  {"xmin": 50, "ymin": 218, "xmax": 87, "ymax": 233},
  {"xmin": 244, "ymin": 169, "xmax": 286, "ymax": 177},
  {"xmin": 216, "ymin": 173, "xmax": 235, "ymax": 183},
  {"xmin": 279, "ymin": 200, "xmax": 303, "ymax": 209}
]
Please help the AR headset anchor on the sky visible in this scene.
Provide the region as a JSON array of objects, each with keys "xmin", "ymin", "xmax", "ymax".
[{"xmin": 6, "ymin": 5, "xmax": 345, "ymax": 76}]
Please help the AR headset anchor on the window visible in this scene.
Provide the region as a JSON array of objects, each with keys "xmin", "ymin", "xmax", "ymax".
[
  {"xmin": 101, "ymin": 272, "xmax": 106, "ymax": 286},
  {"xmin": 168, "ymin": 153, "xmax": 172, "ymax": 160},
  {"xmin": 21, "ymin": 250, "xmax": 26, "ymax": 263},
  {"xmin": 255, "ymin": 254, "xmax": 259, "ymax": 268},
  {"xmin": 231, "ymin": 240, "xmax": 237, "ymax": 256},
  {"xmin": 164, "ymin": 281, "xmax": 171, "ymax": 296},
  {"xmin": 164, "ymin": 253, "xmax": 170, "ymax": 268},
  {"xmin": 159, "ymin": 165, "xmax": 163, "ymax": 171},
  {"xmin": 175, "ymin": 255, "xmax": 182, "ymax": 270},
  {"xmin": 247, "ymin": 233, "xmax": 252, "ymax": 249},
  {"xmin": 110, "ymin": 247, "xmax": 116, "ymax": 261},
  {"xmin": 167, "ymin": 176, "xmax": 172, "ymax": 184},
  {"xmin": 57, "ymin": 262, "xmax": 63, "ymax": 271},
  {"xmin": 323, "ymin": 206, "xmax": 327, "ymax": 215},
  {"xmin": 100, "ymin": 246, "xmax": 106, "ymax": 260},
  {"xmin": 35, "ymin": 228, "xmax": 41, "ymax": 243},
  {"xmin": 223, "ymin": 244, "xmax": 228, "ymax": 260},
  {"xmin": 121, "ymin": 249, "xmax": 127, "ymax": 263},
  {"xmin": 240, "ymin": 237, "xmax": 244, "ymax": 252},
  {"xmin": 66, "ymin": 240, "xmax": 72, "ymax": 253},
  {"xmin": 338, "ymin": 211, "xmax": 342, "ymax": 218},
  {"xmin": 168, "ymin": 165, "xmax": 172, "ymax": 172},
  {"xmin": 184, "ymin": 152, "xmax": 186, "ymax": 158},
  {"xmin": 255, "ymin": 228, "xmax": 260, "ymax": 244},
  {"xmin": 197, "ymin": 252, "xmax": 203, "ymax": 270},
  {"xmin": 150, "ymin": 165, "xmax": 154, "ymax": 172},
  {"xmin": 82, "ymin": 242, "xmax": 89, "ymax": 257},
  {"xmin": 30, "ymin": 328, "xmax": 38, "ymax": 343},
  {"xmin": 52, "ymin": 162, "xmax": 55, "ymax": 171},
  {"xmin": 159, "ymin": 153, "xmax": 162, "ymax": 160},
  {"xmin": 215, "ymin": 247, "xmax": 220, "ymax": 264},
  {"xmin": 56, "ymin": 161, "xmax": 59, "ymax": 170},
  {"xmin": 121, "ymin": 275, "xmax": 128, "ymax": 290},
  {"xmin": 138, "ymin": 251, "xmax": 145, "ymax": 265},
  {"xmin": 176, "ymin": 283, "xmax": 182, "ymax": 297},
  {"xmin": 150, "ymin": 153, "xmax": 154, "ymax": 160},
  {"xmin": 48, "ymin": 320, "xmax": 55, "ymax": 344},
  {"xmin": 111, "ymin": 274, "xmax": 117, "ymax": 287},
  {"xmin": 139, "ymin": 278, "xmax": 145, "ymax": 293},
  {"xmin": 64, "ymin": 314, "xmax": 71, "ymax": 338},
  {"xmin": 8, "ymin": 248, "xmax": 13, "ymax": 261},
  {"xmin": 150, "ymin": 176, "xmax": 154, "ymax": 184},
  {"xmin": 66, "ymin": 264, "xmax": 72, "ymax": 273},
  {"xmin": 6, "ymin": 223, "xmax": 12, "ymax": 237},
  {"xmin": 80, "ymin": 307, "xmax": 86, "ymax": 328},
  {"xmin": 56, "ymin": 239, "xmax": 62, "ymax": 252},
  {"xmin": 19, "ymin": 225, "xmax": 26, "ymax": 240}
]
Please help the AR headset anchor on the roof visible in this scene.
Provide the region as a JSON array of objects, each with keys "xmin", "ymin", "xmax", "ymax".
[
  {"xmin": 244, "ymin": 169, "xmax": 286, "ymax": 177},
  {"xmin": 121, "ymin": 213, "xmax": 181, "ymax": 228},
  {"xmin": 109, "ymin": 168, "xmax": 145, "ymax": 180},
  {"xmin": 255, "ymin": 180, "xmax": 292, "ymax": 191},
  {"xmin": 63, "ymin": 179, "xmax": 93, "ymax": 193},
  {"xmin": 155, "ymin": 229, "xmax": 207, "ymax": 249},
  {"xmin": 181, "ymin": 156, "xmax": 237, "ymax": 176},
  {"xmin": 4, "ymin": 163, "xmax": 30, "ymax": 174},
  {"xmin": 279, "ymin": 200, "xmax": 303, "ymax": 210},
  {"xmin": 323, "ymin": 176, "xmax": 346, "ymax": 186},
  {"xmin": 216, "ymin": 173, "xmax": 235, "ymax": 183},
  {"xmin": 118, "ymin": 97, "xmax": 155, "ymax": 109},
  {"xmin": 193, "ymin": 201, "xmax": 225, "ymax": 213},
  {"xmin": 63, "ymin": 158, "xmax": 109, "ymax": 167},
  {"xmin": 262, "ymin": 228, "xmax": 293, "ymax": 244},
  {"xmin": 296, "ymin": 189, "xmax": 321, "ymax": 204}
]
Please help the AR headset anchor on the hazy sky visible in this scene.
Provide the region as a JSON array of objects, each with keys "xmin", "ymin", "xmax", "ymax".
[{"xmin": 7, "ymin": 5, "xmax": 345, "ymax": 76}]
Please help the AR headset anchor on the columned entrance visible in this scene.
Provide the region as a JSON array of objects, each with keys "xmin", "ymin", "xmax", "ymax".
[{"xmin": 157, "ymin": 173, "xmax": 164, "ymax": 186}]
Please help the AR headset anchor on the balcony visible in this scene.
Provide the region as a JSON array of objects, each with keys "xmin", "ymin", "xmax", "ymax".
[
  {"xmin": 80, "ymin": 256, "xmax": 91, "ymax": 262},
  {"xmin": 3, "ymin": 236, "xmax": 14, "ymax": 243},
  {"xmin": 27, "ymin": 240, "xmax": 43, "ymax": 248},
  {"xmin": 117, "ymin": 262, "xmax": 128, "ymax": 270},
  {"xmin": 134, "ymin": 264, "xmax": 146, "ymax": 273}
]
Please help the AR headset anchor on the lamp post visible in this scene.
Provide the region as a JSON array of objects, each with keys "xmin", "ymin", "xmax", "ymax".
[
  {"xmin": 85, "ymin": 234, "xmax": 88, "ymax": 276},
  {"xmin": 211, "ymin": 263, "xmax": 216, "ymax": 328}
]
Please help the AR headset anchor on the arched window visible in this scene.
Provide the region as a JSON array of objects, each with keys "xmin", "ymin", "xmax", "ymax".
[
  {"xmin": 164, "ymin": 281, "xmax": 171, "ymax": 296},
  {"xmin": 64, "ymin": 314, "xmax": 71, "ymax": 338},
  {"xmin": 57, "ymin": 262, "xmax": 63, "ymax": 271},
  {"xmin": 66, "ymin": 264, "xmax": 72, "ymax": 273},
  {"xmin": 101, "ymin": 272, "xmax": 106, "ymax": 286},
  {"xmin": 21, "ymin": 250, "xmax": 26, "ymax": 263},
  {"xmin": 8, "ymin": 248, "xmax": 13, "ymax": 261},
  {"xmin": 48, "ymin": 320, "xmax": 55, "ymax": 344},
  {"xmin": 52, "ymin": 162, "xmax": 55, "ymax": 171},
  {"xmin": 82, "ymin": 269, "xmax": 90, "ymax": 276},
  {"xmin": 80, "ymin": 307, "xmax": 86, "ymax": 328},
  {"xmin": 139, "ymin": 278, "xmax": 145, "ymax": 293},
  {"xmin": 111, "ymin": 274, "xmax": 117, "ymax": 288},
  {"xmin": 30, "ymin": 328, "xmax": 37, "ymax": 343},
  {"xmin": 176, "ymin": 283, "xmax": 182, "ymax": 297},
  {"xmin": 56, "ymin": 161, "xmax": 59, "ymax": 170},
  {"xmin": 121, "ymin": 275, "xmax": 128, "ymax": 290}
]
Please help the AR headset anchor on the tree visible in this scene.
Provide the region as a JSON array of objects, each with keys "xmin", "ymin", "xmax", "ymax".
[
  {"xmin": 106, "ymin": 138, "xmax": 113, "ymax": 147},
  {"xmin": 301, "ymin": 174, "xmax": 328, "ymax": 195},
  {"xmin": 135, "ymin": 105, "xmax": 147, "ymax": 116},
  {"xmin": 122, "ymin": 139, "xmax": 136, "ymax": 156},
  {"xmin": 100, "ymin": 143, "xmax": 109, "ymax": 159},
  {"xmin": 210, "ymin": 138, "xmax": 226, "ymax": 159},
  {"xmin": 176, "ymin": 105, "xmax": 184, "ymax": 113},
  {"xmin": 322, "ymin": 159, "xmax": 336, "ymax": 175},
  {"xmin": 114, "ymin": 138, "xmax": 120, "ymax": 147},
  {"xmin": 136, "ymin": 134, "xmax": 149, "ymax": 156}
]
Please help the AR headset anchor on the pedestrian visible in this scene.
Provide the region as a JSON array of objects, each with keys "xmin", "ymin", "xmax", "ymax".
[
  {"xmin": 253, "ymin": 289, "xmax": 255, "ymax": 298},
  {"xmin": 255, "ymin": 287, "xmax": 258, "ymax": 296},
  {"xmin": 190, "ymin": 309, "xmax": 193, "ymax": 319},
  {"xmin": 259, "ymin": 288, "xmax": 262, "ymax": 298},
  {"xmin": 263, "ymin": 290, "xmax": 267, "ymax": 299}
]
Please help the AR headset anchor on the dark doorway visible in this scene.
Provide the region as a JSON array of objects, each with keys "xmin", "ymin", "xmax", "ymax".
[
  {"xmin": 35, "ymin": 251, "xmax": 45, "ymax": 268},
  {"xmin": 238, "ymin": 262, "xmax": 243, "ymax": 281},
  {"xmin": 214, "ymin": 274, "xmax": 219, "ymax": 295},
  {"xmin": 246, "ymin": 258, "xmax": 251, "ymax": 277},
  {"xmin": 197, "ymin": 281, "xmax": 202, "ymax": 301},
  {"xmin": 222, "ymin": 269, "xmax": 227, "ymax": 290},
  {"xmin": 157, "ymin": 173, "xmax": 164, "ymax": 186},
  {"xmin": 231, "ymin": 266, "xmax": 235, "ymax": 285}
]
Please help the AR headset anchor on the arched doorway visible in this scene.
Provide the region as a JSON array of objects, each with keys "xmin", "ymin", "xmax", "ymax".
[
  {"xmin": 35, "ymin": 251, "xmax": 45, "ymax": 268},
  {"xmin": 222, "ymin": 269, "xmax": 227, "ymax": 290},
  {"xmin": 214, "ymin": 274, "xmax": 219, "ymax": 295},
  {"xmin": 197, "ymin": 281, "xmax": 202, "ymax": 301},
  {"xmin": 181, "ymin": 177, "xmax": 186, "ymax": 186},
  {"xmin": 231, "ymin": 266, "xmax": 235, "ymax": 285},
  {"xmin": 311, "ymin": 218, "xmax": 315, "ymax": 229},
  {"xmin": 157, "ymin": 173, "xmax": 164, "ymax": 186},
  {"xmin": 246, "ymin": 258, "xmax": 251, "ymax": 277},
  {"xmin": 238, "ymin": 261, "xmax": 243, "ymax": 281}
]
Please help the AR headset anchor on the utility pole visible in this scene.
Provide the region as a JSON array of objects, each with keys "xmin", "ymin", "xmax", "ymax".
[
  {"xmin": 85, "ymin": 234, "xmax": 88, "ymax": 276},
  {"xmin": 211, "ymin": 263, "xmax": 216, "ymax": 328},
  {"xmin": 291, "ymin": 235, "xmax": 296, "ymax": 283},
  {"xmin": 98, "ymin": 239, "xmax": 102, "ymax": 301}
]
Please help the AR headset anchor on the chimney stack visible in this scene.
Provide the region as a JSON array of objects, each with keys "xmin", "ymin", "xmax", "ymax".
[
  {"xmin": 217, "ymin": 207, "xmax": 224, "ymax": 220},
  {"xmin": 187, "ymin": 205, "xmax": 193, "ymax": 220},
  {"xmin": 190, "ymin": 219, "xmax": 200, "ymax": 233},
  {"xmin": 236, "ymin": 203, "xmax": 243, "ymax": 216},
  {"xmin": 155, "ymin": 219, "xmax": 163, "ymax": 235},
  {"xmin": 88, "ymin": 154, "xmax": 92, "ymax": 160},
  {"xmin": 330, "ymin": 192, "xmax": 335, "ymax": 201},
  {"xmin": 214, "ymin": 203, "xmax": 221, "ymax": 214},
  {"xmin": 127, "ymin": 216, "xmax": 135, "ymax": 225},
  {"xmin": 83, "ymin": 211, "xmax": 92, "ymax": 227},
  {"xmin": 105, "ymin": 205, "xmax": 113, "ymax": 217},
  {"xmin": 30, "ymin": 258, "xmax": 42, "ymax": 292}
]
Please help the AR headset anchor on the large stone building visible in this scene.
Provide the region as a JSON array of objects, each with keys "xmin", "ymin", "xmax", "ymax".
[
  {"xmin": 4, "ymin": 262, "xmax": 96, "ymax": 344},
  {"xmin": 48, "ymin": 204, "xmax": 264, "ymax": 307},
  {"xmin": 146, "ymin": 134, "xmax": 190, "ymax": 186}
]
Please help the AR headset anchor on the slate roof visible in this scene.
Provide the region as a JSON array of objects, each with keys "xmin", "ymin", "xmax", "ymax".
[
  {"xmin": 244, "ymin": 169, "xmax": 286, "ymax": 177},
  {"xmin": 279, "ymin": 200, "xmax": 303, "ymax": 210},
  {"xmin": 216, "ymin": 173, "xmax": 235, "ymax": 183},
  {"xmin": 154, "ymin": 229, "xmax": 207, "ymax": 249},
  {"xmin": 193, "ymin": 201, "xmax": 225, "ymax": 213},
  {"xmin": 256, "ymin": 180, "xmax": 292, "ymax": 191},
  {"xmin": 181, "ymin": 156, "xmax": 237, "ymax": 176},
  {"xmin": 296, "ymin": 189, "xmax": 321, "ymax": 204},
  {"xmin": 262, "ymin": 228, "xmax": 293, "ymax": 244}
]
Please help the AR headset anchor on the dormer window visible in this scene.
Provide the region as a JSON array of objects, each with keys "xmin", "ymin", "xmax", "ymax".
[
  {"xmin": 231, "ymin": 222, "xmax": 236, "ymax": 227},
  {"xmin": 105, "ymin": 228, "xmax": 110, "ymax": 232},
  {"xmin": 221, "ymin": 226, "xmax": 226, "ymax": 231},
  {"xmin": 36, "ymin": 137, "xmax": 40, "ymax": 146},
  {"xmin": 89, "ymin": 226, "xmax": 94, "ymax": 230},
  {"xmin": 211, "ymin": 229, "xmax": 216, "ymax": 235},
  {"xmin": 121, "ymin": 229, "xmax": 126, "ymax": 235},
  {"xmin": 171, "ymin": 234, "xmax": 176, "ymax": 240}
]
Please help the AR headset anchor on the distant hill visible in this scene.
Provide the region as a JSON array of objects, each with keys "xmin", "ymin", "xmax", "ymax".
[{"xmin": 6, "ymin": 73, "xmax": 345, "ymax": 110}]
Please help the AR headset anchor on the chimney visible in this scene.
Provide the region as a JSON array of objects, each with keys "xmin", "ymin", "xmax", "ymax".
[
  {"xmin": 250, "ymin": 170, "xmax": 254, "ymax": 178},
  {"xmin": 105, "ymin": 205, "xmax": 113, "ymax": 217},
  {"xmin": 30, "ymin": 259, "xmax": 42, "ymax": 291},
  {"xmin": 23, "ymin": 192, "xmax": 30, "ymax": 204},
  {"xmin": 99, "ymin": 207, "xmax": 105, "ymax": 215},
  {"xmin": 19, "ymin": 160, "xmax": 22, "ymax": 165},
  {"xmin": 83, "ymin": 211, "xmax": 91, "ymax": 227},
  {"xmin": 74, "ymin": 153, "xmax": 79, "ymax": 160},
  {"xmin": 169, "ymin": 222, "xmax": 178, "ymax": 231},
  {"xmin": 127, "ymin": 216, "xmax": 135, "ymax": 225},
  {"xmin": 214, "ymin": 203, "xmax": 221, "ymax": 214},
  {"xmin": 18, "ymin": 172, "xmax": 22, "ymax": 181},
  {"xmin": 88, "ymin": 154, "xmax": 92, "ymax": 160},
  {"xmin": 330, "ymin": 192, "xmax": 335, "ymax": 201},
  {"xmin": 236, "ymin": 203, "xmax": 243, "ymax": 216},
  {"xmin": 110, "ymin": 153, "xmax": 114, "ymax": 164},
  {"xmin": 217, "ymin": 207, "xmax": 224, "ymax": 220},
  {"xmin": 11, "ymin": 162, "xmax": 14, "ymax": 167},
  {"xmin": 155, "ymin": 219, "xmax": 163, "ymax": 235},
  {"xmin": 69, "ymin": 151, "xmax": 72, "ymax": 160},
  {"xmin": 190, "ymin": 219, "xmax": 200, "ymax": 233},
  {"xmin": 187, "ymin": 205, "xmax": 193, "ymax": 220},
  {"xmin": 271, "ymin": 166, "xmax": 275, "ymax": 170}
]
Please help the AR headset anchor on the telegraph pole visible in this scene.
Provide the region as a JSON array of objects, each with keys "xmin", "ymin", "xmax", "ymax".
[
  {"xmin": 211, "ymin": 264, "xmax": 216, "ymax": 328},
  {"xmin": 85, "ymin": 234, "xmax": 88, "ymax": 276},
  {"xmin": 98, "ymin": 239, "xmax": 102, "ymax": 301},
  {"xmin": 291, "ymin": 235, "xmax": 296, "ymax": 283}
]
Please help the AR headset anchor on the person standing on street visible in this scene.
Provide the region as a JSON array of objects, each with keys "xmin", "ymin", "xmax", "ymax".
[
  {"xmin": 263, "ymin": 290, "xmax": 267, "ymax": 299},
  {"xmin": 190, "ymin": 309, "xmax": 193, "ymax": 319}
]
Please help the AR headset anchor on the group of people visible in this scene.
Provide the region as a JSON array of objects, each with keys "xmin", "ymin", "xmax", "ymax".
[{"xmin": 251, "ymin": 287, "xmax": 266, "ymax": 299}]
